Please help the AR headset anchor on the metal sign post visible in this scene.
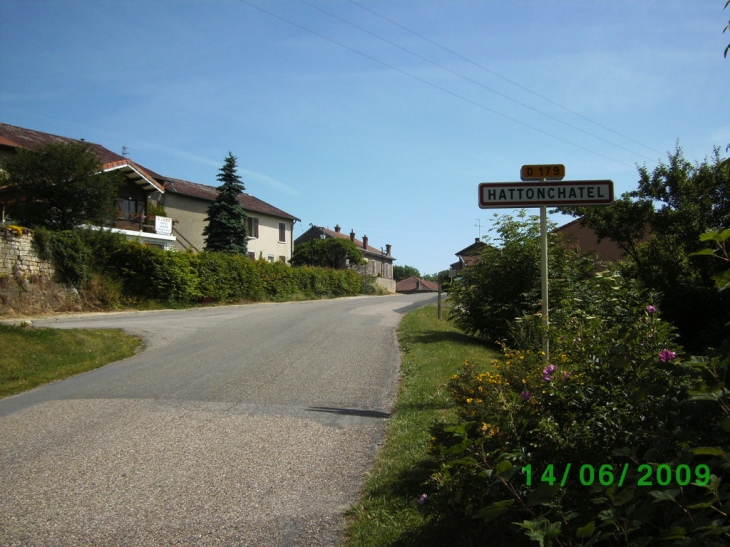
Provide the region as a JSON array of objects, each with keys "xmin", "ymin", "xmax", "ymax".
[
  {"xmin": 540, "ymin": 203, "xmax": 549, "ymax": 360},
  {"xmin": 478, "ymin": 166, "xmax": 614, "ymax": 363}
]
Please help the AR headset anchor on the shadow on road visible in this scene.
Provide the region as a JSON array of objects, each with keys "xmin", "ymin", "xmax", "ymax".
[{"xmin": 306, "ymin": 406, "xmax": 391, "ymax": 419}]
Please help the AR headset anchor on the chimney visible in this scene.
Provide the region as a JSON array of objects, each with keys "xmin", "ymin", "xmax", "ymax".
[
  {"xmin": 362, "ymin": 235, "xmax": 368, "ymax": 249},
  {"xmin": 385, "ymin": 244, "xmax": 391, "ymax": 256},
  {"xmin": 334, "ymin": 225, "xmax": 341, "ymax": 233},
  {"xmin": 475, "ymin": 237, "xmax": 480, "ymax": 242},
  {"xmin": 350, "ymin": 229, "xmax": 355, "ymax": 243}
]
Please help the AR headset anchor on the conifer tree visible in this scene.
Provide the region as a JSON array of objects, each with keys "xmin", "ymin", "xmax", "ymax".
[{"xmin": 203, "ymin": 153, "xmax": 248, "ymax": 254}]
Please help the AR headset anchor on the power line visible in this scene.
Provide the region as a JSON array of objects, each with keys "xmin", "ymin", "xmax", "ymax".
[
  {"xmin": 298, "ymin": 0, "xmax": 654, "ymax": 161},
  {"xmin": 237, "ymin": 0, "xmax": 635, "ymax": 168},
  {"xmin": 347, "ymin": 0, "xmax": 664, "ymax": 157}
]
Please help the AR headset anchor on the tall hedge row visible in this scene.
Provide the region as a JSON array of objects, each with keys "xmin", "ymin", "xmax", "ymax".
[{"xmin": 36, "ymin": 229, "xmax": 361, "ymax": 306}]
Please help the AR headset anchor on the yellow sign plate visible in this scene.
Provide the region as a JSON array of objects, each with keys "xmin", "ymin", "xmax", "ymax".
[{"xmin": 520, "ymin": 164, "xmax": 565, "ymax": 181}]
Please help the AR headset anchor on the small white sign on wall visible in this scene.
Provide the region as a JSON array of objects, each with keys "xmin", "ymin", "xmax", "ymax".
[{"xmin": 155, "ymin": 216, "xmax": 173, "ymax": 235}]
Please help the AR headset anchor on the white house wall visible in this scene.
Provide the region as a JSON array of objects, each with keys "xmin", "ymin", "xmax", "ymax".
[
  {"xmin": 162, "ymin": 193, "xmax": 209, "ymax": 252},
  {"xmin": 162, "ymin": 193, "xmax": 294, "ymax": 262},
  {"xmin": 246, "ymin": 214, "xmax": 293, "ymax": 263}
]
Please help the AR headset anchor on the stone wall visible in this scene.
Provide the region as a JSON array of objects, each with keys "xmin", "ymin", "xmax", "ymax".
[
  {"xmin": 0, "ymin": 228, "xmax": 81, "ymax": 316},
  {"xmin": 0, "ymin": 228, "xmax": 55, "ymax": 279}
]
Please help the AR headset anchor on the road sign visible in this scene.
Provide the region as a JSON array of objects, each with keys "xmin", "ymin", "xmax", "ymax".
[
  {"xmin": 478, "ymin": 180, "xmax": 613, "ymax": 208},
  {"xmin": 521, "ymin": 164, "xmax": 565, "ymax": 181}
]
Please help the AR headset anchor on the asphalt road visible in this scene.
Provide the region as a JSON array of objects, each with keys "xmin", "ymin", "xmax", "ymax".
[{"xmin": 0, "ymin": 293, "xmax": 437, "ymax": 546}]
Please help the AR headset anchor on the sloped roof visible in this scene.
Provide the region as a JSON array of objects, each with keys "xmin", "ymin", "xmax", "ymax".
[
  {"xmin": 0, "ymin": 122, "xmax": 125, "ymax": 165},
  {"xmin": 0, "ymin": 122, "xmax": 164, "ymax": 193},
  {"xmin": 396, "ymin": 276, "xmax": 438, "ymax": 293},
  {"xmin": 163, "ymin": 177, "xmax": 300, "ymax": 221},
  {"xmin": 455, "ymin": 238, "xmax": 487, "ymax": 257},
  {"xmin": 318, "ymin": 226, "xmax": 393, "ymax": 257},
  {"xmin": 0, "ymin": 122, "xmax": 300, "ymax": 222}
]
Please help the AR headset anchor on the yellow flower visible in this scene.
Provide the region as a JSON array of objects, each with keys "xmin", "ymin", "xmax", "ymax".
[
  {"xmin": 451, "ymin": 374, "xmax": 458, "ymax": 379},
  {"xmin": 466, "ymin": 398, "xmax": 473, "ymax": 403}
]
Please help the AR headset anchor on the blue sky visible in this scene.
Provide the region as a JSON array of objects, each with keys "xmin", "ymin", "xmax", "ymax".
[{"xmin": 1, "ymin": 1, "xmax": 728, "ymax": 275}]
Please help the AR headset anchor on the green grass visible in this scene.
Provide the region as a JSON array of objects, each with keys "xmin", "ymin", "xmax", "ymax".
[
  {"xmin": 342, "ymin": 305, "xmax": 499, "ymax": 547},
  {"xmin": 0, "ymin": 323, "xmax": 142, "ymax": 398}
]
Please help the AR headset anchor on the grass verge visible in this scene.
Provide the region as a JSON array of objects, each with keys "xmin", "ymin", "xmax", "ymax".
[
  {"xmin": 0, "ymin": 323, "xmax": 142, "ymax": 398},
  {"xmin": 341, "ymin": 304, "xmax": 498, "ymax": 547}
]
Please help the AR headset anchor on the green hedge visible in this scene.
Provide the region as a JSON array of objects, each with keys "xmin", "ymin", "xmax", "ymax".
[{"xmin": 34, "ymin": 229, "xmax": 362, "ymax": 306}]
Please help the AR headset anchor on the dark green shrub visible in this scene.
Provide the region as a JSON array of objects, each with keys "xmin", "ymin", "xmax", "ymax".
[
  {"xmin": 192, "ymin": 252, "xmax": 262, "ymax": 302},
  {"xmin": 33, "ymin": 228, "xmax": 90, "ymax": 288}
]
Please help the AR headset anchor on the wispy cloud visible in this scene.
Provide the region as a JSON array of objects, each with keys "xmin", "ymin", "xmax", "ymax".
[{"xmin": 240, "ymin": 169, "xmax": 302, "ymax": 197}]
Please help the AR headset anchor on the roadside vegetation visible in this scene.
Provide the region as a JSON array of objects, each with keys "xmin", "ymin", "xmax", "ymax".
[
  {"xmin": 0, "ymin": 322, "xmax": 141, "ymax": 398},
  {"xmin": 343, "ymin": 305, "xmax": 500, "ymax": 546},
  {"xmin": 0, "ymin": 226, "xmax": 368, "ymax": 316},
  {"xmin": 345, "ymin": 147, "xmax": 730, "ymax": 546}
]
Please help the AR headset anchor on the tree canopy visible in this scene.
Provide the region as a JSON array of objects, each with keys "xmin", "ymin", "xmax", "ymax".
[
  {"xmin": 393, "ymin": 265, "xmax": 421, "ymax": 281},
  {"xmin": 203, "ymin": 153, "xmax": 248, "ymax": 254},
  {"xmin": 291, "ymin": 237, "xmax": 364, "ymax": 268},
  {"xmin": 558, "ymin": 146, "xmax": 730, "ymax": 349},
  {"xmin": 0, "ymin": 142, "xmax": 123, "ymax": 230}
]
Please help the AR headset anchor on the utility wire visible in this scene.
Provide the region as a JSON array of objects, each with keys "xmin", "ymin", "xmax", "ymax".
[
  {"xmin": 348, "ymin": 0, "xmax": 664, "ymax": 157},
  {"xmin": 299, "ymin": 0, "xmax": 654, "ymax": 161},
  {"xmin": 237, "ymin": 0, "xmax": 634, "ymax": 168}
]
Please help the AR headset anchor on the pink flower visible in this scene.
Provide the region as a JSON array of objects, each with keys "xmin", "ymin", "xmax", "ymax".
[
  {"xmin": 645, "ymin": 305, "xmax": 657, "ymax": 314},
  {"xmin": 658, "ymin": 349, "xmax": 677, "ymax": 362},
  {"xmin": 520, "ymin": 391, "xmax": 532, "ymax": 400},
  {"xmin": 562, "ymin": 371, "xmax": 571, "ymax": 381},
  {"xmin": 542, "ymin": 364, "xmax": 556, "ymax": 382},
  {"xmin": 418, "ymin": 493, "xmax": 428, "ymax": 505}
]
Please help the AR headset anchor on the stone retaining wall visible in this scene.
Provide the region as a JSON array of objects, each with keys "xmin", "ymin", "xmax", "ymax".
[{"xmin": 0, "ymin": 228, "xmax": 56, "ymax": 280}]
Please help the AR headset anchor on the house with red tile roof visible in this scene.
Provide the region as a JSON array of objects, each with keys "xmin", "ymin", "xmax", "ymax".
[
  {"xmin": 162, "ymin": 177, "xmax": 299, "ymax": 261},
  {"xmin": 295, "ymin": 224, "xmax": 396, "ymax": 292},
  {"xmin": 553, "ymin": 217, "xmax": 630, "ymax": 263},
  {"xmin": 0, "ymin": 122, "xmax": 175, "ymax": 248},
  {"xmin": 0, "ymin": 122, "xmax": 300, "ymax": 261},
  {"xmin": 450, "ymin": 237, "xmax": 488, "ymax": 274},
  {"xmin": 396, "ymin": 276, "xmax": 438, "ymax": 294}
]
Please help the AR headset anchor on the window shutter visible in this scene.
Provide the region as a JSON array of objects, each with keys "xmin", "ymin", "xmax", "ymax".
[{"xmin": 279, "ymin": 222, "xmax": 286, "ymax": 242}]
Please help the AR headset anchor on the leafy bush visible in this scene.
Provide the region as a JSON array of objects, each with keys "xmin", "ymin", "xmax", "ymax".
[
  {"xmin": 28, "ymin": 228, "xmax": 362, "ymax": 308},
  {"xmin": 559, "ymin": 147, "xmax": 730, "ymax": 351},
  {"xmin": 33, "ymin": 228, "xmax": 90, "ymax": 288},
  {"xmin": 447, "ymin": 211, "xmax": 594, "ymax": 343},
  {"xmin": 428, "ymin": 275, "xmax": 730, "ymax": 545}
]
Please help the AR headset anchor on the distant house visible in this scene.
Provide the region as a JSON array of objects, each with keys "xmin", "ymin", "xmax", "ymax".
[
  {"xmin": 162, "ymin": 177, "xmax": 299, "ymax": 261},
  {"xmin": 296, "ymin": 224, "xmax": 396, "ymax": 292},
  {"xmin": 396, "ymin": 276, "xmax": 438, "ymax": 294},
  {"xmin": 0, "ymin": 122, "xmax": 299, "ymax": 260},
  {"xmin": 554, "ymin": 218, "xmax": 630, "ymax": 263},
  {"xmin": 450, "ymin": 237, "xmax": 488, "ymax": 274}
]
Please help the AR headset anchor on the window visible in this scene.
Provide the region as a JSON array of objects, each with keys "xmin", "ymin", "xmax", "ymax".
[
  {"xmin": 247, "ymin": 217, "xmax": 259, "ymax": 238},
  {"xmin": 248, "ymin": 252, "xmax": 256, "ymax": 260},
  {"xmin": 267, "ymin": 255, "xmax": 275, "ymax": 263},
  {"xmin": 114, "ymin": 198, "xmax": 144, "ymax": 221},
  {"xmin": 279, "ymin": 255, "xmax": 286, "ymax": 263},
  {"xmin": 278, "ymin": 222, "xmax": 286, "ymax": 243}
]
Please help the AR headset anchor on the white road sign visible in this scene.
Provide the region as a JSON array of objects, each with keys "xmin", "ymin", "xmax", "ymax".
[{"xmin": 478, "ymin": 180, "xmax": 614, "ymax": 208}]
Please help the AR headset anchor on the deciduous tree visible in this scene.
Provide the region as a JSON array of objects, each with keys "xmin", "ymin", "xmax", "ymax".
[
  {"xmin": 393, "ymin": 264, "xmax": 421, "ymax": 281},
  {"xmin": 559, "ymin": 146, "xmax": 730, "ymax": 349},
  {"xmin": 291, "ymin": 238, "xmax": 364, "ymax": 268},
  {"xmin": 0, "ymin": 142, "xmax": 123, "ymax": 230}
]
